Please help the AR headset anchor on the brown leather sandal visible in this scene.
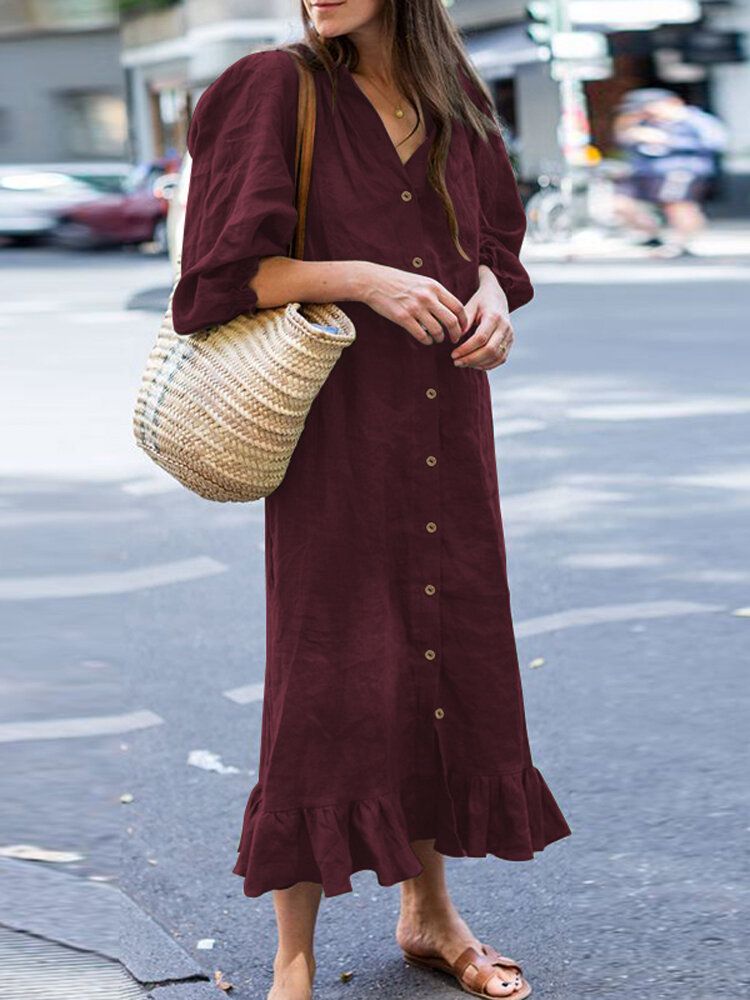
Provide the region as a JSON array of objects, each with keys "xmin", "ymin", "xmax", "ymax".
[{"xmin": 403, "ymin": 942, "xmax": 532, "ymax": 999}]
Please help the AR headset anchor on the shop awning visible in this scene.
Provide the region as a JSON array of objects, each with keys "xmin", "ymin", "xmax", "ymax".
[{"xmin": 464, "ymin": 23, "xmax": 545, "ymax": 80}]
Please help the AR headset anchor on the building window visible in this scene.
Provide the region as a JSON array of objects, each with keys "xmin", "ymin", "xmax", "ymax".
[
  {"xmin": 149, "ymin": 86, "xmax": 189, "ymax": 157},
  {"xmin": 57, "ymin": 91, "xmax": 127, "ymax": 158},
  {"xmin": 0, "ymin": 109, "xmax": 11, "ymax": 147}
]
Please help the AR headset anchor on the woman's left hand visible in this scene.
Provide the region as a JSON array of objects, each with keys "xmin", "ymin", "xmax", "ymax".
[{"xmin": 450, "ymin": 266, "xmax": 514, "ymax": 370}]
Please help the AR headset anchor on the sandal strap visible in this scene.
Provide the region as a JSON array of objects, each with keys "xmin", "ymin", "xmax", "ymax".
[
  {"xmin": 453, "ymin": 945, "xmax": 524, "ymax": 994},
  {"xmin": 454, "ymin": 946, "xmax": 484, "ymax": 979},
  {"xmin": 481, "ymin": 943, "xmax": 523, "ymax": 975}
]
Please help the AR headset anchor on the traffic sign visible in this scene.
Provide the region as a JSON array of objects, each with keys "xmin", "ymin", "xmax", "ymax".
[
  {"xmin": 567, "ymin": 0, "xmax": 700, "ymax": 28},
  {"xmin": 551, "ymin": 31, "xmax": 608, "ymax": 60},
  {"xmin": 551, "ymin": 57, "xmax": 614, "ymax": 81}
]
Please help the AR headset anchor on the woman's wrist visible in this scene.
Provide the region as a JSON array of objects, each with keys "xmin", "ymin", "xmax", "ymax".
[
  {"xmin": 478, "ymin": 264, "xmax": 510, "ymax": 313},
  {"xmin": 346, "ymin": 260, "xmax": 380, "ymax": 304},
  {"xmin": 478, "ymin": 263, "xmax": 498, "ymax": 286}
]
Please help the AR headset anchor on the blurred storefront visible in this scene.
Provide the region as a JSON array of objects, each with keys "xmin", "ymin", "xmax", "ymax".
[
  {"xmin": 120, "ymin": 0, "xmax": 301, "ymax": 162},
  {"xmin": 460, "ymin": 0, "xmax": 749, "ymax": 197},
  {"xmin": 120, "ymin": 0, "xmax": 748, "ymax": 206},
  {"xmin": 583, "ymin": 1, "xmax": 750, "ymax": 207},
  {"xmin": 0, "ymin": 0, "xmax": 127, "ymax": 163}
]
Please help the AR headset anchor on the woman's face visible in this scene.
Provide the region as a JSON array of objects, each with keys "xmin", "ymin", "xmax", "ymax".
[{"xmin": 303, "ymin": 0, "xmax": 386, "ymax": 39}]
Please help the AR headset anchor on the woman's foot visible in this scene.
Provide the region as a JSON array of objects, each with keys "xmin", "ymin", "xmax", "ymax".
[
  {"xmin": 397, "ymin": 902, "xmax": 523, "ymax": 997},
  {"xmin": 267, "ymin": 950, "xmax": 316, "ymax": 1000}
]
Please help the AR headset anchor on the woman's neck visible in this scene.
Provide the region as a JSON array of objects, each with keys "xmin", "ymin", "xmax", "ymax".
[{"xmin": 347, "ymin": 29, "xmax": 395, "ymax": 86}]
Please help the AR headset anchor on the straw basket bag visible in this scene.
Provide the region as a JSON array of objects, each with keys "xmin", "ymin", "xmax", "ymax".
[{"xmin": 132, "ymin": 52, "xmax": 356, "ymax": 502}]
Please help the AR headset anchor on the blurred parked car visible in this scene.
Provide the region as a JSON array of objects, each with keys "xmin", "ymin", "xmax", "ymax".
[
  {"xmin": 52, "ymin": 159, "xmax": 180, "ymax": 252},
  {"xmin": 0, "ymin": 168, "xmax": 113, "ymax": 244}
]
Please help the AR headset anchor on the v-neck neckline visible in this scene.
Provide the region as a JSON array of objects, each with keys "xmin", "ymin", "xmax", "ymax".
[{"xmin": 339, "ymin": 62, "xmax": 434, "ymax": 172}]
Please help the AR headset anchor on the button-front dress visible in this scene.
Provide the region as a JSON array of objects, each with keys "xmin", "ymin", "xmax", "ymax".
[{"xmin": 172, "ymin": 44, "xmax": 571, "ymax": 898}]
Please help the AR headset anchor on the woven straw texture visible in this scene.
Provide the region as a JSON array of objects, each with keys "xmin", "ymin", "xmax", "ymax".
[{"xmin": 132, "ymin": 284, "xmax": 356, "ymax": 502}]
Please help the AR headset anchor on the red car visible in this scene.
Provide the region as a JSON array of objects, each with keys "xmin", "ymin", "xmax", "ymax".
[{"xmin": 53, "ymin": 159, "xmax": 180, "ymax": 252}]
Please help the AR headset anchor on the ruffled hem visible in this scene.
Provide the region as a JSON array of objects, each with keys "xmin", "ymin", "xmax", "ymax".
[{"xmin": 232, "ymin": 766, "xmax": 571, "ymax": 898}]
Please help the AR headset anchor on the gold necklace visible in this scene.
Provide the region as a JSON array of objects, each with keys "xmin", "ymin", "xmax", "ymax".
[{"xmin": 354, "ymin": 70, "xmax": 406, "ymax": 119}]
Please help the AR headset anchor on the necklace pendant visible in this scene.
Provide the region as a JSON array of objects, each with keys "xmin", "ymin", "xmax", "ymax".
[{"xmin": 394, "ymin": 107, "xmax": 404, "ymax": 119}]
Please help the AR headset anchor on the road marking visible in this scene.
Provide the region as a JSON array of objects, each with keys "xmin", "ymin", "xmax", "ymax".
[
  {"xmin": 516, "ymin": 600, "xmax": 723, "ymax": 639},
  {"xmin": 504, "ymin": 485, "xmax": 630, "ymax": 524},
  {"xmin": 0, "ymin": 709, "xmax": 164, "ymax": 743},
  {"xmin": 223, "ymin": 683, "xmax": 265, "ymax": 705},
  {"xmin": 528, "ymin": 264, "xmax": 750, "ymax": 283},
  {"xmin": 665, "ymin": 569, "xmax": 750, "ymax": 584},
  {"xmin": 67, "ymin": 310, "xmax": 152, "ymax": 323},
  {"xmin": 121, "ymin": 476, "xmax": 181, "ymax": 496},
  {"xmin": 0, "ymin": 510, "xmax": 146, "ymax": 529},
  {"xmin": 568, "ymin": 398, "xmax": 750, "ymax": 422},
  {"xmin": 1, "ymin": 301, "xmax": 68, "ymax": 314},
  {"xmin": 562, "ymin": 552, "xmax": 668, "ymax": 569},
  {"xmin": 0, "ymin": 556, "xmax": 227, "ymax": 600},
  {"xmin": 670, "ymin": 467, "xmax": 750, "ymax": 491},
  {"xmin": 494, "ymin": 419, "xmax": 547, "ymax": 438}
]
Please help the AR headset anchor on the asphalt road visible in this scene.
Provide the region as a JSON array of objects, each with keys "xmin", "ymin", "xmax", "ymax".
[{"xmin": 1, "ymin": 246, "xmax": 748, "ymax": 1000}]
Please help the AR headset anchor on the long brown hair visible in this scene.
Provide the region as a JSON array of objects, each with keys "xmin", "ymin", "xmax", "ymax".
[{"xmin": 280, "ymin": 0, "xmax": 503, "ymax": 262}]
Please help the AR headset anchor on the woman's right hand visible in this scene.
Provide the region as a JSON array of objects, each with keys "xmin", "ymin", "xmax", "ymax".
[{"xmin": 358, "ymin": 262, "xmax": 470, "ymax": 346}]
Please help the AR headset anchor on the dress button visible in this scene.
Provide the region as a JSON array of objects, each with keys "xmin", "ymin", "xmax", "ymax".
[
  {"xmin": 425, "ymin": 387, "xmax": 437, "ymax": 399},
  {"xmin": 434, "ymin": 707, "xmax": 445, "ymax": 719},
  {"xmin": 425, "ymin": 521, "xmax": 437, "ymax": 533},
  {"xmin": 426, "ymin": 455, "xmax": 437, "ymax": 467},
  {"xmin": 412, "ymin": 256, "xmax": 423, "ymax": 268},
  {"xmin": 424, "ymin": 583, "xmax": 436, "ymax": 595},
  {"xmin": 424, "ymin": 648, "xmax": 436, "ymax": 661},
  {"xmin": 401, "ymin": 190, "xmax": 413, "ymax": 201}
]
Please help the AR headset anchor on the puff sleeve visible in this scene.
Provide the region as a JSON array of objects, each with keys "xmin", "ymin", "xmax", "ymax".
[
  {"xmin": 461, "ymin": 74, "xmax": 534, "ymax": 314},
  {"xmin": 171, "ymin": 49, "xmax": 300, "ymax": 335}
]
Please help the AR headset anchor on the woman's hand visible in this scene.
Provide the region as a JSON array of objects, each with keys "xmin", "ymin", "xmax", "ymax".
[
  {"xmin": 359, "ymin": 263, "xmax": 470, "ymax": 346},
  {"xmin": 451, "ymin": 266, "xmax": 514, "ymax": 370}
]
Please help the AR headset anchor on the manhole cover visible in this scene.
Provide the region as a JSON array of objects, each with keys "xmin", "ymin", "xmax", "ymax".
[{"xmin": 0, "ymin": 926, "xmax": 145, "ymax": 999}]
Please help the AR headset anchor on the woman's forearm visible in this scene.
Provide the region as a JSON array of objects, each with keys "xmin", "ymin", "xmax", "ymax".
[{"xmin": 251, "ymin": 256, "xmax": 377, "ymax": 309}]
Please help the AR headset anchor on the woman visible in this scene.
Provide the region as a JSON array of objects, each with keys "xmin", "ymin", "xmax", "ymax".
[{"xmin": 172, "ymin": 1, "xmax": 571, "ymax": 997}]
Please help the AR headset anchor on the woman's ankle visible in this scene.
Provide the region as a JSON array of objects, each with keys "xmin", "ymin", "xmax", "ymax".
[{"xmin": 273, "ymin": 948, "xmax": 316, "ymax": 978}]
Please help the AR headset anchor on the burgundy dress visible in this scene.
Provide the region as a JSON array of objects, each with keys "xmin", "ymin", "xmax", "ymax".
[{"xmin": 172, "ymin": 44, "xmax": 571, "ymax": 898}]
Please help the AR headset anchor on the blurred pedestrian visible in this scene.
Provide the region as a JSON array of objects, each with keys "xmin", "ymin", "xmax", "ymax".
[
  {"xmin": 613, "ymin": 88, "xmax": 727, "ymax": 256},
  {"xmin": 171, "ymin": 1, "xmax": 571, "ymax": 998}
]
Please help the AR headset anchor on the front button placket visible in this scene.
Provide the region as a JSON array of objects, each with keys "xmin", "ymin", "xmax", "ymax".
[
  {"xmin": 394, "ymin": 152, "xmax": 445, "ymax": 770},
  {"xmin": 410, "ymin": 354, "xmax": 444, "ymax": 767}
]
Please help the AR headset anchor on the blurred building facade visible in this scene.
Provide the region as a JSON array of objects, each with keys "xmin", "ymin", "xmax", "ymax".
[
  {"xmin": 120, "ymin": 0, "xmax": 749, "ymax": 203},
  {"xmin": 0, "ymin": 0, "xmax": 127, "ymax": 163},
  {"xmin": 119, "ymin": 0, "xmax": 561, "ymax": 175}
]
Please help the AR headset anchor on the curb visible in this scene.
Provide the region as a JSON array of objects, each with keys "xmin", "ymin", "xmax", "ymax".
[{"xmin": 0, "ymin": 859, "xmax": 210, "ymax": 991}]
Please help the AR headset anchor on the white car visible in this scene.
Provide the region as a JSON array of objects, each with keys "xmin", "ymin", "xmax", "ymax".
[
  {"xmin": 165, "ymin": 154, "xmax": 192, "ymax": 273},
  {"xmin": 0, "ymin": 163, "xmax": 130, "ymax": 242}
]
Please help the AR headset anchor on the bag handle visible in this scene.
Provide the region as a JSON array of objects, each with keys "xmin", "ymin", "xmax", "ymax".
[{"xmin": 288, "ymin": 50, "xmax": 317, "ymax": 261}]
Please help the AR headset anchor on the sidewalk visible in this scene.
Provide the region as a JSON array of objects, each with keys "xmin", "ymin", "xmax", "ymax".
[
  {"xmin": 0, "ymin": 860, "xmax": 215, "ymax": 1000},
  {"xmin": 522, "ymin": 219, "xmax": 750, "ymax": 263}
]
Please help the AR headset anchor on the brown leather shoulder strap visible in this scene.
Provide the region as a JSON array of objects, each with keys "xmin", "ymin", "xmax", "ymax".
[{"xmin": 289, "ymin": 52, "xmax": 316, "ymax": 260}]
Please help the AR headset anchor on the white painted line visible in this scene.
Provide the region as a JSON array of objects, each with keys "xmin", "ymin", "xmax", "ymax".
[
  {"xmin": 568, "ymin": 398, "xmax": 750, "ymax": 422},
  {"xmin": 0, "ymin": 709, "xmax": 164, "ymax": 744},
  {"xmin": 503, "ymin": 485, "xmax": 630, "ymax": 524},
  {"xmin": 528, "ymin": 264, "xmax": 750, "ymax": 283},
  {"xmin": 515, "ymin": 600, "xmax": 723, "ymax": 639},
  {"xmin": 671, "ymin": 468, "xmax": 750, "ymax": 491},
  {"xmin": 0, "ymin": 510, "xmax": 146, "ymax": 529},
  {"xmin": 563, "ymin": 552, "xmax": 668, "ymax": 570},
  {"xmin": 121, "ymin": 476, "xmax": 181, "ymax": 496},
  {"xmin": 665, "ymin": 569, "xmax": 750, "ymax": 584},
  {"xmin": 494, "ymin": 419, "xmax": 547, "ymax": 438},
  {"xmin": 1, "ymin": 301, "xmax": 68, "ymax": 314},
  {"xmin": 66, "ymin": 310, "xmax": 152, "ymax": 323},
  {"xmin": 223, "ymin": 683, "xmax": 265, "ymax": 705},
  {"xmin": 0, "ymin": 556, "xmax": 227, "ymax": 600}
]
